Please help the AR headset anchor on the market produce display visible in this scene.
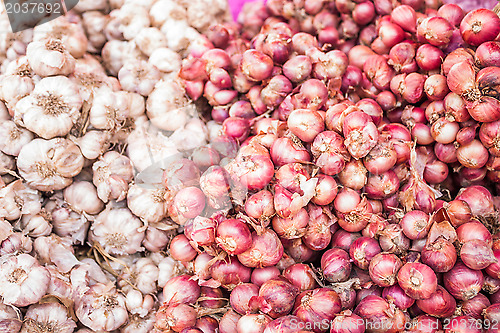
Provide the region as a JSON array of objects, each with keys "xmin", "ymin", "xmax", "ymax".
[{"xmin": 1, "ymin": 0, "xmax": 500, "ymax": 332}]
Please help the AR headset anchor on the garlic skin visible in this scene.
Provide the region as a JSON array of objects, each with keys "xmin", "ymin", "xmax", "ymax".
[
  {"xmin": 33, "ymin": 235, "xmax": 80, "ymax": 273},
  {"xmin": 184, "ymin": 0, "xmax": 230, "ymax": 32},
  {"xmin": 64, "ymin": 181, "xmax": 104, "ymax": 215},
  {"xmin": 0, "ymin": 180, "xmax": 42, "ymax": 220},
  {"xmin": 33, "ymin": 16, "xmax": 88, "ymax": 59},
  {"xmin": 1, "ymin": 57, "xmax": 36, "ymax": 109},
  {"xmin": 120, "ymin": 312, "xmax": 156, "ymax": 333},
  {"xmin": 90, "ymin": 205, "xmax": 145, "ymax": 256},
  {"xmin": 156, "ymin": 255, "xmax": 181, "ymax": 288},
  {"xmin": 73, "ymin": 130, "xmax": 112, "ymax": 160},
  {"xmin": 0, "ymin": 301, "xmax": 22, "ymax": 333},
  {"xmin": 149, "ymin": 0, "xmax": 187, "ymax": 27},
  {"xmin": 89, "ymin": 86, "xmax": 129, "ymax": 132},
  {"xmin": 0, "ymin": 254, "xmax": 50, "ymax": 307},
  {"xmin": 0, "ymin": 121, "xmax": 34, "ymax": 156},
  {"xmin": 75, "ymin": 283, "xmax": 128, "ymax": 331},
  {"xmin": 0, "ymin": 151, "xmax": 15, "ymax": 174},
  {"xmin": 14, "ymin": 76, "xmax": 82, "ymax": 139},
  {"xmin": 170, "ymin": 117, "xmax": 208, "ymax": 151},
  {"xmin": 81, "ymin": 11, "xmax": 109, "ymax": 53},
  {"xmin": 26, "ymin": 39, "xmax": 75, "ymax": 77},
  {"xmin": 0, "ymin": 102, "xmax": 10, "ymax": 121},
  {"xmin": 19, "ymin": 213, "xmax": 52, "ymax": 238},
  {"xmin": 146, "ymin": 80, "xmax": 194, "ymax": 131},
  {"xmin": 45, "ymin": 194, "xmax": 89, "ymax": 245},
  {"xmin": 101, "ymin": 40, "xmax": 144, "ymax": 76},
  {"xmin": 161, "ymin": 19, "xmax": 201, "ymax": 54},
  {"xmin": 125, "ymin": 290, "xmax": 155, "ymax": 317},
  {"xmin": 92, "ymin": 151, "xmax": 134, "ymax": 202},
  {"xmin": 21, "ymin": 303, "xmax": 77, "ymax": 333},
  {"xmin": 127, "ymin": 184, "xmax": 171, "ymax": 223},
  {"xmin": 148, "ymin": 48, "xmax": 181, "ymax": 75},
  {"xmin": 109, "ymin": 4, "xmax": 151, "ymax": 40},
  {"xmin": 134, "ymin": 27, "xmax": 167, "ymax": 57},
  {"xmin": 0, "ymin": 232, "xmax": 33, "ymax": 256},
  {"xmin": 118, "ymin": 60, "xmax": 160, "ymax": 96},
  {"xmin": 17, "ymin": 138, "xmax": 84, "ymax": 191},
  {"xmin": 119, "ymin": 257, "xmax": 159, "ymax": 294},
  {"xmin": 142, "ymin": 226, "xmax": 171, "ymax": 252},
  {"xmin": 45, "ymin": 265, "xmax": 73, "ymax": 300}
]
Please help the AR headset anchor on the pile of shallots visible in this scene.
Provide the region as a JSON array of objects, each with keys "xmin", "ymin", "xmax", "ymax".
[{"xmin": 2, "ymin": 0, "xmax": 500, "ymax": 332}]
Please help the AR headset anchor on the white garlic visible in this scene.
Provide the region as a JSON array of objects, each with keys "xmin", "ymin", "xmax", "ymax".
[
  {"xmin": 149, "ymin": 0, "xmax": 187, "ymax": 27},
  {"xmin": 0, "ymin": 151, "xmax": 15, "ymax": 174},
  {"xmin": 125, "ymin": 290, "xmax": 155, "ymax": 317},
  {"xmin": 0, "ymin": 121, "xmax": 34, "ymax": 156},
  {"xmin": 146, "ymin": 80, "xmax": 194, "ymax": 131},
  {"xmin": 119, "ymin": 257, "xmax": 159, "ymax": 294},
  {"xmin": 118, "ymin": 60, "xmax": 160, "ymax": 96},
  {"xmin": 14, "ymin": 76, "xmax": 82, "ymax": 139},
  {"xmin": 170, "ymin": 117, "xmax": 208, "ymax": 151},
  {"xmin": 73, "ymin": 130, "xmax": 112, "ymax": 160},
  {"xmin": 74, "ymin": 0, "xmax": 108, "ymax": 13},
  {"xmin": 134, "ymin": 27, "xmax": 167, "ymax": 57},
  {"xmin": 126, "ymin": 121, "xmax": 180, "ymax": 173},
  {"xmin": 127, "ymin": 184, "xmax": 171, "ymax": 223},
  {"xmin": 21, "ymin": 303, "xmax": 77, "ymax": 333},
  {"xmin": 92, "ymin": 151, "xmax": 134, "ymax": 202},
  {"xmin": 206, "ymin": 120, "xmax": 224, "ymax": 142},
  {"xmin": 101, "ymin": 40, "xmax": 144, "ymax": 76},
  {"xmin": 0, "ymin": 232, "xmax": 33, "ymax": 256},
  {"xmin": 16, "ymin": 138, "xmax": 84, "ymax": 191},
  {"xmin": 45, "ymin": 194, "xmax": 89, "ymax": 244},
  {"xmin": 0, "ymin": 301, "xmax": 22, "ymax": 333},
  {"xmin": 142, "ymin": 226, "xmax": 171, "ymax": 252},
  {"xmin": 26, "ymin": 39, "xmax": 75, "ymax": 77},
  {"xmin": 161, "ymin": 19, "xmax": 201, "ymax": 54},
  {"xmin": 34, "ymin": 234, "xmax": 80, "ymax": 273},
  {"xmin": 90, "ymin": 205, "xmax": 145, "ymax": 256},
  {"xmin": 0, "ymin": 218, "xmax": 12, "ymax": 243},
  {"xmin": 109, "ymin": 4, "xmax": 151, "ymax": 41},
  {"xmin": 157, "ymin": 255, "xmax": 180, "ymax": 288},
  {"xmin": 0, "ymin": 254, "xmax": 50, "ymax": 307},
  {"xmin": 1, "ymin": 57, "xmax": 36, "ymax": 109},
  {"xmin": 63, "ymin": 181, "xmax": 104, "ymax": 215},
  {"xmin": 45, "ymin": 265, "xmax": 73, "ymax": 300},
  {"xmin": 75, "ymin": 283, "xmax": 128, "ymax": 331},
  {"xmin": 19, "ymin": 212, "xmax": 52, "ymax": 237},
  {"xmin": 148, "ymin": 47, "xmax": 182, "ymax": 75},
  {"xmin": 0, "ymin": 180, "xmax": 42, "ymax": 220},
  {"xmin": 81, "ymin": 11, "xmax": 109, "ymax": 53},
  {"xmin": 0, "ymin": 101, "xmax": 10, "ymax": 121},
  {"xmin": 184, "ymin": 0, "xmax": 230, "ymax": 32},
  {"xmin": 71, "ymin": 260, "xmax": 114, "ymax": 297},
  {"xmin": 33, "ymin": 16, "xmax": 88, "ymax": 58},
  {"xmin": 120, "ymin": 312, "xmax": 156, "ymax": 333}
]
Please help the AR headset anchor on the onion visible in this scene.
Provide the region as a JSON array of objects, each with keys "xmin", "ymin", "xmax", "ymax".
[
  {"xmin": 397, "ymin": 263, "xmax": 437, "ymax": 300},
  {"xmin": 444, "ymin": 316, "xmax": 481, "ymax": 333},
  {"xmin": 330, "ymin": 310, "xmax": 365, "ymax": 333},
  {"xmin": 237, "ymin": 314, "xmax": 272, "ymax": 333},
  {"xmin": 199, "ymin": 287, "xmax": 224, "ymax": 309},
  {"xmin": 369, "ymin": 253, "xmax": 402, "ymax": 287},
  {"xmin": 456, "ymin": 221, "xmax": 493, "ymax": 246},
  {"xmin": 238, "ymin": 230, "xmax": 284, "ymax": 268},
  {"xmin": 461, "ymin": 294, "xmax": 491, "ymax": 319},
  {"xmin": 170, "ymin": 234, "xmax": 198, "ymax": 262},
  {"xmin": 405, "ymin": 315, "xmax": 442, "ymax": 333},
  {"xmin": 283, "ymin": 264, "xmax": 318, "ymax": 292},
  {"xmin": 349, "ymin": 236, "xmax": 381, "ymax": 270},
  {"xmin": 382, "ymin": 285, "xmax": 415, "ymax": 310},
  {"xmin": 355, "ymin": 295, "xmax": 405, "ymax": 333},
  {"xmin": 245, "ymin": 190, "xmax": 275, "ymax": 222},
  {"xmin": 378, "ymin": 224, "xmax": 411, "ymax": 255},
  {"xmin": 219, "ymin": 310, "xmax": 241, "ymax": 333},
  {"xmin": 293, "ymin": 288, "xmax": 342, "ymax": 330},
  {"xmin": 230, "ymin": 283, "xmax": 260, "ymax": 315},
  {"xmin": 321, "ymin": 248, "xmax": 352, "ymax": 283},
  {"xmin": 263, "ymin": 315, "xmax": 305, "ymax": 333},
  {"xmin": 331, "ymin": 229, "xmax": 361, "ymax": 251},
  {"xmin": 460, "ymin": 239, "xmax": 497, "ymax": 270},
  {"xmin": 210, "ymin": 257, "xmax": 252, "ymax": 290},
  {"xmin": 162, "ymin": 275, "xmax": 201, "ymax": 307},
  {"xmin": 400, "ymin": 210, "xmax": 431, "ymax": 240},
  {"xmin": 216, "ymin": 219, "xmax": 253, "ymax": 255},
  {"xmin": 443, "ymin": 262, "xmax": 484, "ymax": 301},
  {"xmin": 460, "ymin": 9, "xmax": 500, "ymax": 46},
  {"xmin": 444, "ymin": 200, "xmax": 472, "ymax": 227},
  {"xmin": 156, "ymin": 304, "xmax": 196, "ymax": 332},
  {"xmin": 251, "ymin": 267, "xmax": 281, "ymax": 287},
  {"xmin": 485, "ymin": 250, "xmax": 500, "ymax": 279},
  {"xmin": 421, "ymin": 237, "xmax": 457, "ymax": 273},
  {"xmin": 416, "ymin": 285, "xmax": 456, "ymax": 318},
  {"xmin": 256, "ymin": 278, "xmax": 300, "ymax": 318}
]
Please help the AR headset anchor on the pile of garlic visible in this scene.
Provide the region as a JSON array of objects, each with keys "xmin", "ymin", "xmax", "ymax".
[{"xmin": 0, "ymin": 0, "xmax": 231, "ymax": 331}]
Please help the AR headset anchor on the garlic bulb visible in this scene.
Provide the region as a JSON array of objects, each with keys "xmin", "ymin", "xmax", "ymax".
[
  {"xmin": 148, "ymin": 48, "xmax": 181, "ymax": 75},
  {"xmin": 64, "ymin": 181, "xmax": 104, "ymax": 215},
  {"xmin": 17, "ymin": 138, "xmax": 84, "ymax": 191},
  {"xmin": 33, "ymin": 16, "xmax": 88, "ymax": 59},
  {"xmin": 0, "ymin": 101, "xmax": 10, "ymax": 121},
  {"xmin": 14, "ymin": 76, "xmax": 82, "ymax": 139},
  {"xmin": 90, "ymin": 205, "xmax": 145, "ymax": 255},
  {"xmin": 45, "ymin": 265, "xmax": 73, "ymax": 300},
  {"xmin": 126, "ymin": 121, "xmax": 179, "ymax": 172},
  {"xmin": 0, "ymin": 301, "xmax": 22, "ymax": 333},
  {"xmin": 0, "ymin": 151, "xmax": 15, "ymax": 174},
  {"xmin": 74, "ymin": 0, "xmax": 108, "ymax": 12},
  {"xmin": 73, "ymin": 130, "xmax": 112, "ymax": 160},
  {"xmin": 75, "ymin": 283, "xmax": 128, "ymax": 331},
  {"xmin": 120, "ymin": 312, "xmax": 156, "ymax": 333},
  {"xmin": 101, "ymin": 40, "xmax": 144, "ymax": 76},
  {"xmin": 156, "ymin": 255, "xmax": 181, "ymax": 288},
  {"xmin": 125, "ymin": 290, "xmax": 155, "ymax": 317},
  {"xmin": 119, "ymin": 257, "xmax": 159, "ymax": 294},
  {"xmin": 134, "ymin": 27, "xmax": 168, "ymax": 57},
  {"xmin": 149, "ymin": 0, "xmax": 187, "ymax": 27},
  {"xmin": 118, "ymin": 60, "xmax": 160, "ymax": 96},
  {"xmin": 81, "ymin": 11, "xmax": 108, "ymax": 53},
  {"xmin": 0, "ymin": 121, "xmax": 34, "ymax": 156},
  {"xmin": 0, "ymin": 254, "xmax": 50, "ymax": 307},
  {"xmin": 26, "ymin": 39, "xmax": 75, "ymax": 77},
  {"xmin": 0, "ymin": 218, "xmax": 12, "ymax": 242},
  {"xmin": 127, "ymin": 184, "xmax": 171, "ymax": 223},
  {"xmin": 89, "ymin": 86, "xmax": 129, "ymax": 131},
  {"xmin": 142, "ymin": 226, "xmax": 171, "ymax": 252},
  {"xmin": 170, "ymin": 117, "xmax": 208, "ymax": 151},
  {"xmin": 1, "ymin": 57, "xmax": 36, "ymax": 108},
  {"xmin": 183, "ymin": 0, "xmax": 230, "ymax": 32},
  {"xmin": 0, "ymin": 180, "xmax": 42, "ymax": 220},
  {"xmin": 146, "ymin": 80, "xmax": 194, "ymax": 131},
  {"xmin": 109, "ymin": 4, "xmax": 150, "ymax": 40},
  {"xmin": 0, "ymin": 232, "xmax": 33, "ymax": 256},
  {"xmin": 33, "ymin": 234, "xmax": 80, "ymax": 273},
  {"xmin": 21, "ymin": 303, "xmax": 77, "ymax": 333},
  {"xmin": 92, "ymin": 151, "xmax": 134, "ymax": 202},
  {"xmin": 161, "ymin": 19, "xmax": 200, "ymax": 54},
  {"xmin": 45, "ymin": 194, "xmax": 90, "ymax": 244},
  {"xmin": 19, "ymin": 212, "xmax": 52, "ymax": 237}
]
